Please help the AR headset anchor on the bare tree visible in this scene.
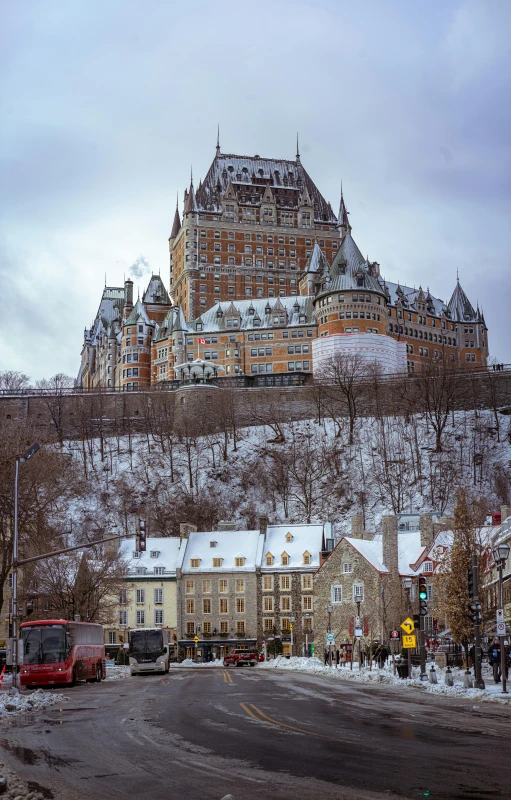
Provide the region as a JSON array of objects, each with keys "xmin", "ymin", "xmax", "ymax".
[
  {"xmin": 316, "ymin": 353, "xmax": 370, "ymax": 445},
  {"xmin": 35, "ymin": 374, "xmax": 75, "ymax": 446},
  {"xmin": 0, "ymin": 371, "xmax": 31, "ymax": 392},
  {"xmin": 408, "ymin": 354, "xmax": 464, "ymax": 453}
]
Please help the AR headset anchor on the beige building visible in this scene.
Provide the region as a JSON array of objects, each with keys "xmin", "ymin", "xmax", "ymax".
[{"xmin": 110, "ymin": 537, "xmax": 183, "ymax": 652}]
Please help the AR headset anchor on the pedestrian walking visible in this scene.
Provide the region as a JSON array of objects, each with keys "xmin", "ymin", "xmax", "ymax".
[
  {"xmin": 488, "ymin": 638, "xmax": 502, "ymax": 683},
  {"xmin": 336, "ymin": 649, "xmax": 340, "ymax": 666},
  {"xmin": 324, "ymin": 649, "xmax": 329, "ymax": 666}
]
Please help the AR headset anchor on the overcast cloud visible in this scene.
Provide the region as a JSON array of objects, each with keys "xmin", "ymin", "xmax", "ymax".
[{"xmin": 1, "ymin": 0, "xmax": 510, "ymax": 381}]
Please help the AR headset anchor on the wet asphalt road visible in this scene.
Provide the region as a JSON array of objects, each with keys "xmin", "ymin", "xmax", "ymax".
[{"xmin": 2, "ymin": 667, "xmax": 511, "ymax": 800}]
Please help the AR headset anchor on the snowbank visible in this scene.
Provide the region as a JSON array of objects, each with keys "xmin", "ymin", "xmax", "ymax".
[
  {"xmin": 169, "ymin": 658, "xmax": 224, "ymax": 668},
  {"xmin": 104, "ymin": 663, "xmax": 131, "ymax": 680},
  {"xmin": 257, "ymin": 657, "xmax": 511, "ymax": 704},
  {"xmin": 0, "ymin": 688, "xmax": 68, "ymax": 720}
]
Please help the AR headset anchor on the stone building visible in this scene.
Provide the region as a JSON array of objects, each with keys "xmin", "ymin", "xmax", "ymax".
[
  {"xmin": 313, "ymin": 514, "xmax": 446, "ymax": 653},
  {"xmin": 78, "ymin": 138, "xmax": 488, "ymax": 389}
]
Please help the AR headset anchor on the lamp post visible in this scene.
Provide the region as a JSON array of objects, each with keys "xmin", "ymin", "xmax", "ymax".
[
  {"xmin": 304, "ymin": 613, "xmax": 310, "ymax": 657},
  {"xmin": 492, "ymin": 542, "xmax": 510, "ymax": 694},
  {"xmin": 327, "ymin": 604, "xmax": 333, "ymax": 667},
  {"xmin": 12, "ymin": 443, "xmax": 40, "ymax": 691},
  {"xmin": 356, "ymin": 599, "xmax": 362, "ymax": 670},
  {"xmin": 402, "ymin": 577, "xmax": 413, "ymax": 679}
]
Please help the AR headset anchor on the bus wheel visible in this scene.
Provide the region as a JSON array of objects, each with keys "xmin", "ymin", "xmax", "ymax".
[{"xmin": 96, "ymin": 664, "xmax": 102, "ymax": 683}]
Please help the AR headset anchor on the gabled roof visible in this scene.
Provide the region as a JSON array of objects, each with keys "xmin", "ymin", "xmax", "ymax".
[
  {"xmin": 380, "ymin": 280, "xmax": 448, "ymax": 316},
  {"xmin": 181, "ymin": 530, "xmax": 264, "ymax": 573},
  {"xmin": 447, "ymin": 278, "xmax": 477, "ymax": 322},
  {"xmin": 261, "ymin": 524, "xmax": 326, "ymax": 570},
  {"xmin": 154, "ymin": 305, "xmax": 189, "ymax": 341},
  {"xmin": 120, "ymin": 537, "xmax": 183, "ymax": 575},
  {"xmin": 303, "ymin": 242, "xmax": 330, "ymax": 276},
  {"xmin": 339, "ymin": 532, "xmax": 428, "ymax": 576},
  {"xmin": 143, "ymin": 275, "xmax": 171, "ymax": 306}
]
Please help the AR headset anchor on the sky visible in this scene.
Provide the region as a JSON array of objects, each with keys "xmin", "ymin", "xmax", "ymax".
[{"xmin": 1, "ymin": 0, "xmax": 510, "ymax": 381}]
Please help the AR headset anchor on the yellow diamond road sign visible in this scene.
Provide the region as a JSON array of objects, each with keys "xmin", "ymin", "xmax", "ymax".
[
  {"xmin": 194, "ymin": 636, "xmax": 199, "ymax": 643},
  {"xmin": 402, "ymin": 634, "xmax": 417, "ymax": 649},
  {"xmin": 400, "ymin": 617, "xmax": 415, "ymax": 635}
]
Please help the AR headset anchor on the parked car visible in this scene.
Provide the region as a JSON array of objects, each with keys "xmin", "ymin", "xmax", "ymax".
[{"xmin": 224, "ymin": 649, "xmax": 258, "ymax": 667}]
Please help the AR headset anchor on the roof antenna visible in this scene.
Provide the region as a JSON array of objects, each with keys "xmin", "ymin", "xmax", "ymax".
[
  {"xmin": 105, "ymin": 272, "xmax": 107, "ymax": 287},
  {"xmin": 216, "ymin": 124, "xmax": 220, "ymax": 155}
]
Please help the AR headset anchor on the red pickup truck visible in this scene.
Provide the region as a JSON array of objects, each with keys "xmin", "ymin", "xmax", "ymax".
[{"xmin": 223, "ymin": 649, "xmax": 258, "ymax": 667}]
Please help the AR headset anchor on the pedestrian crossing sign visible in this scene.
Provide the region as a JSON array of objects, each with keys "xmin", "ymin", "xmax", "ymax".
[{"xmin": 402, "ymin": 634, "xmax": 417, "ymax": 649}]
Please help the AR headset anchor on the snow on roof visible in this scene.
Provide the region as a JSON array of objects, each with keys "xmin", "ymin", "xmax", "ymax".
[
  {"xmin": 120, "ymin": 537, "xmax": 182, "ymax": 574},
  {"xmin": 381, "ymin": 281, "xmax": 448, "ymax": 317},
  {"xmin": 182, "ymin": 530, "xmax": 264, "ymax": 572},
  {"xmin": 344, "ymin": 531, "xmax": 427, "ymax": 575},
  {"xmin": 143, "ymin": 275, "xmax": 171, "ymax": 306},
  {"xmin": 262, "ymin": 524, "xmax": 325, "ymax": 570},
  {"xmin": 447, "ymin": 279, "xmax": 477, "ymax": 323},
  {"xmin": 194, "ymin": 296, "xmax": 314, "ymax": 332}
]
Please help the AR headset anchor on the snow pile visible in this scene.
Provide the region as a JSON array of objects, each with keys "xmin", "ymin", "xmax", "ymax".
[
  {"xmin": 257, "ymin": 657, "xmax": 511, "ymax": 704},
  {"xmin": 169, "ymin": 658, "xmax": 224, "ymax": 668},
  {"xmin": 104, "ymin": 664, "xmax": 131, "ymax": 681},
  {"xmin": 0, "ymin": 760, "xmax": 47, "ymax": 800},
  {"xmin": 0, "ymin": 688, "xmax": 68, "ymax": 720}
]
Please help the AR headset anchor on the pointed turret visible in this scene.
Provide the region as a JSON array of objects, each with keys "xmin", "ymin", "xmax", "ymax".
[
  {"xmin": 183, "ymin": 176, "xmax": 197, "ymax": 216},
  {"xmin": 338, "ymin": 185, "xmax": 350, "ymax": 234},
  {"xmin": 216, "ymin": 124, "xmax": 221, "ymax": 156},
  {"xmin": 447, "ymin": 276, "xmax": 477, "ymax": 322},
  {"xmin": 170, "ymin": 196, "xmax": 181, "ymax": 240}
]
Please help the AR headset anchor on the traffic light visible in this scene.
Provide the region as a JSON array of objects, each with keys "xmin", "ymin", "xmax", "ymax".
[
  {"xmin": 467, "ymin": 567, "xmax": 474, "ymax": 599},
  {"xmin": 26, "ymin": 600, "xmax": 34, "ymax": 616},
  {"xmin": 468, "ymin": 601, "xmax": 482, "ymax": 625},
  {"xmin": 418, "ymin": 575, "xmax": 428, "ymax": 616},
  {"xmin": 413, "ymin": 614, "xmax": 420, "ymax": 630},
  {"xmin": 138, "ymin": 519, "xmax": 147, "ymax": 552}
]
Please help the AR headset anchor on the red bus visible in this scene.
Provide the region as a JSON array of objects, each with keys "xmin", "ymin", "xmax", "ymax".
[{"xmin": 20, "ymin": 619, "xmax": 105, "ymax": 687}]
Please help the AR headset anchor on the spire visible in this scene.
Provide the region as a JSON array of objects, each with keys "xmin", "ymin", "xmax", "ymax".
[
  {"xmin": 338, "ymin": 185, "xmax": 350, "ymax": 233},
  {"xmin": 183, "ymin": 175, "xmax": 197, "ymax": 215},
  {"xmin": 296, "ymin": 132, "xmax": 300, "ymax": 162},
  {"xmin": 447, "ymin": 277, "xmax": 477, "ymax": 322},
  {"xmin": 216, "ymin": 124, "xmax": 220, "ymax": 155},
  {"xmin": 170, "ymin": 193, "xmax": 181, "ymax": 239}
]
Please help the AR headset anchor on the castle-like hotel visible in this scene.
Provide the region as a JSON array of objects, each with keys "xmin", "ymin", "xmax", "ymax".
[{"xmin": 79, "ymin": 140, "xmax": 488, "ymax": 391}]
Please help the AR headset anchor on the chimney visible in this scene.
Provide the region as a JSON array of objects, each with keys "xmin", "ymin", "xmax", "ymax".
[
  {"xmin": 350, "ymin": 515, "xmax": 364, "ymax": 540},
  {"xmin": 419, "ymin": 514, "xmax": 434, "ymax": 550},
  {"xmin": 217, "ymin": 521, "xmax": 237, "ymax": 531},
  {"xmin": 124, "ymin": 279, "xmax": 134, "ymax": 315},
  {"xmin": 501, "ymin": 506, "xmax": 511, "ymax": 525},
  {"xmin": 179, "ymin": 523, "xmax": 197, "ymax": 545},
  {"xmin": 259, "ymin": 516, "xmax": 269, "ymax": 537},
  {"xmin": 382, "ymin": 516, "xmax": 399, "ymax": 578}
]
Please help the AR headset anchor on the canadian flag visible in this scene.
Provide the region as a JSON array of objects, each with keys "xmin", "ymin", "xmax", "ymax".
[{"xmin": 197, "ymin": 338, "xmax": 206, "ymax": 344}]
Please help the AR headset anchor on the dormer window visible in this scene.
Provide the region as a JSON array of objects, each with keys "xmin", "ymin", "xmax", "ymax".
[
  {"xmin": 133, "ymin": 551, "xmax": 141, "ymax": 559},
  {"xmin": 265, "ymin": 553, "xmax": 274, "ymax": 566},
  {"xmin": 210, "ymin": 541, "xmax": 217, "ymax": 548},
  {"xmin": 235, "ymin": 557, "xmax": 245, "ymax": 567},
  {"xmin": 303, "ymin": 551, "xmax": 311, "ymax": 565},
  {"xmin": 281, "ymin": 552, "xmax": 289, "ymax": 566},
  {"xmin": 285, "ymin": 533, "xmax": 293, "ymax": 543},
  {"xmin": 136, "ymin": 567, "xmax": 147, "ymax": 575},
  {"xmin": 190, "ymin": 559, "xmax": 200, "ymax": 568},
  {"xmin": 150, "ymin": 551, "xmax": 160, "ymax": 558},
  {"xmin": 423, "ymin": 561, "xmax": 434, "ymax": 573},
  {"xmin": 154, "ymin": 567, "xmax": 165, "ymax": 575},
  {"xmin": 212, "ymin": 558, "xmax": 223, "ymax": 568}
]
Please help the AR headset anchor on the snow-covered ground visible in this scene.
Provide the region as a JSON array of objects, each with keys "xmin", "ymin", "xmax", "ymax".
[
  {"xmin": 258, "ymin": 656, "xmax": 511, "ymax": 704},
  {"xmin": 104, "ymin": 663, "xmax": 131, "ymax": 680},
  {"xmin": 0, "ymin": 687, "xmax": 68, "ymax": 721}
]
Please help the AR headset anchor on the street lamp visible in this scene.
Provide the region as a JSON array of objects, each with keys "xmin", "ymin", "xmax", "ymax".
[
  {"xmin": 492, "ymin": 541, "xmax": 510, "ymax": 694},
  {"xmin": 12, "ymin": 443, "xmax": 40, "ymax": 691},
  {"xmin": 304, "ymin": 613, "xmax": 311, "ymax": 657},
  {"xmin": 402, "ymin": 577, "xmax": 413, "ymax": 679},
  {"xmin": 327, "ymin": 604, "xmax": 333, "ymax": 667}
]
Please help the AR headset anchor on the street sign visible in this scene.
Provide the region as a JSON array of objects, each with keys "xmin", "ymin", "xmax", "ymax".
[
  {"xmin": 400, "ymin": 617, "xmax": 415, "ymax": 635},
  {"xmin": 402, "ymin": 634, "xmax": 417, "ymax": 649},
  {"xmin": 194, "ymin": 636, "xmax": 199, "ymax": 644},
  {"xmin": 497, "ymin": 609, "xmax": 504, "ymax": 622},
  {"xmin": 355, "ymin": 627, "xmax": 363, "ymax": 637},
  {"xmin": 497, "ymin": 622, "xmax": 506, "ymax": 636},
  {"xmin": 389, "ymin": 630, "xmax": 400, "ymax": 640},
  {"xmin": 310, "ymin": 643, "xmax": 315, "ymax": 655},
  {"xmin": 326, "ymin": 632, "xmax": 335, "ymax": 643}
]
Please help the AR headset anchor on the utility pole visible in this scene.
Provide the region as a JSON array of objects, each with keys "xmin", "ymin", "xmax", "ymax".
[
  {"xmin": 327, "ymin": 604, "xmax": 333, "ymax": 667},
  {"xmin": 403, "ymin": 578, "xmax": 413, "ymax": 678},
  {"xmin": 356, "ymin": 600, "xmax": 361, "ymax": 670},
  {"xmin": 492, "ymin": 542, "xmax": 510, "ymax": 694},
  {"xmin": 418, "ymin": 575, "xmax": 428, "ymax": 681},
  {"xmin": 468, "ymin": 554, "xmax": 485, "ymax": 690}
]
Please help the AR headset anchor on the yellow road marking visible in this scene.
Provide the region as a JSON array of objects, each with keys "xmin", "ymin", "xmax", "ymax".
[
  {"xmin": 223, "ymin": 670, "xmax": 233, "ymax": 683},
  {"xmin": 242, "ymin": 703, "xmax": 387, "ymax": 750}
]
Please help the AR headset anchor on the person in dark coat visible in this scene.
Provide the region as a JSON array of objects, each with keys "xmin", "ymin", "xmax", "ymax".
[
  {"xmin": 488, "ymin": 638, "xmax": 502, "ymax": 682},
  {"xmin": 336, "ymin": 649, "xmax": 340, "ymax": 666}
]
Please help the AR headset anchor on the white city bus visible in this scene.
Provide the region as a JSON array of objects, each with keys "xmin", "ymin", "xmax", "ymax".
[{"xmin": 128, "ymin": 628, "xmax": 169, "ymax": 675}]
